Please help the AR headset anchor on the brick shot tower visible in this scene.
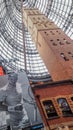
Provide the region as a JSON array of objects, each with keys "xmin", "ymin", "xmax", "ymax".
[{"xmin": 23, "ymin": 8, "xmax": 73, "ymax": 130}]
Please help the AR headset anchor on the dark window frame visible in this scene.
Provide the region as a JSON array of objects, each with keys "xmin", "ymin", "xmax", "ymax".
[
  {"xmin": 42, "ymin": 99, "xmax": 58, "ymax": 119},
  {"xmin": 57, "ymin": 98, "xmax": 73, "ymax": 117}
]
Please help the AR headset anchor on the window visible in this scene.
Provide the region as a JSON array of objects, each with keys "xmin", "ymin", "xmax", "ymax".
[
  {"xmin": 42, "ymin": 100, "xmax": 58, "ymax": 119},
  {"xmin": 71, "ymin": 97, "xmax": 73, "ymax": 101},
  {"xmin": 60, "ymin": 53, "xmax": 69, "ymax": 61},
  {"xmin": 57, "ymin": 98, "xmax": 72, "ymax": 116}
]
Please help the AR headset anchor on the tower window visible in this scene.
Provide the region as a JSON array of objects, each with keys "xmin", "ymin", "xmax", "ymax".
[
  {"xmin": 57, "ymin": 98, "xmax": 72, "ymax": 116},
  {"xmin": 42, "ymin": 100, "xmax": 58, "ymax": 119},
  {"xmin": 60, "ymin": 53, "xmax": 69, "ymax": 61},
  {"xmin": 71, "ymin": 97, "xmax": 73, "ymax": 101},
  {"xmin": 68, "ymin": 52, "xmax": 73, "ymax": 58}
]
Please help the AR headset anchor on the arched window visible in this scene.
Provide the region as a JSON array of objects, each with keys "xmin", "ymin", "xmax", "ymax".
[
  {"xmin": 42, "ymin": 100, "xmax": 58, "ymax": 119},
  {"xmin": 57, "ymin": 98, "xmax": 72, "ymax": 116},
  {"xmin": 71, "ymin": 97, "xmax": 73, "ymax": 101}
]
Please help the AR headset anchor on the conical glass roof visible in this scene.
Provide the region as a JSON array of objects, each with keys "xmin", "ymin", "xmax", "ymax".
[{"xmin": 0, "ymin": 0, "xmax": 73, "ymax": 81}]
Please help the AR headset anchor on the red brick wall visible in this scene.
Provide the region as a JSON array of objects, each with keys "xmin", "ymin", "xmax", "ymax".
[
  {"xmin": 33, "ymin": 82, "xmax": 73, "ymax": 129},
  {"xmin": 37, "ymin": 29, "xmax": 73, "ymax": 81}
]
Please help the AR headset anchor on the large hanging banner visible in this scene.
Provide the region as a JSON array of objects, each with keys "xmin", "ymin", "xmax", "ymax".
[{"xmin": 0, "ymin": 72, "xmax": 43, "ymax": 130}]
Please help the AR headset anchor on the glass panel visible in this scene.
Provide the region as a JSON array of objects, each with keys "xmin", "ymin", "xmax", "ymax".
[
  {"xmin": 43, "ymin": 100, "xmax": 58, "ymax": 119},
  {"xmin": 57, "ymin": 98, "xmax": 72, "ymax": 116}
]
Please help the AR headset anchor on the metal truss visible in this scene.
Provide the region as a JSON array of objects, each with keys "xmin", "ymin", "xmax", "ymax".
[{"xmin": 0, "ymin": 0, "xmax": 73, "ymax": 81}]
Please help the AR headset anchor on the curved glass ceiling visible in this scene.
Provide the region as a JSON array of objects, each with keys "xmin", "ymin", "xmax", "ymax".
[{"xmin": 0, "ymin": 0, "xmax": 73, "ymax": 81}]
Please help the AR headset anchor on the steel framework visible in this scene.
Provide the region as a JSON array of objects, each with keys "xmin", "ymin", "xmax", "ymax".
[{"xmin": 0, "ymin": 0, "xmax": 73, "ymax": 81}]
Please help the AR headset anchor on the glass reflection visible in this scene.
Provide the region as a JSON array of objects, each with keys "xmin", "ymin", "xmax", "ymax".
[{"xmin": 57, "ymin": 98, "xmax": 72, "ymax": 116}]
